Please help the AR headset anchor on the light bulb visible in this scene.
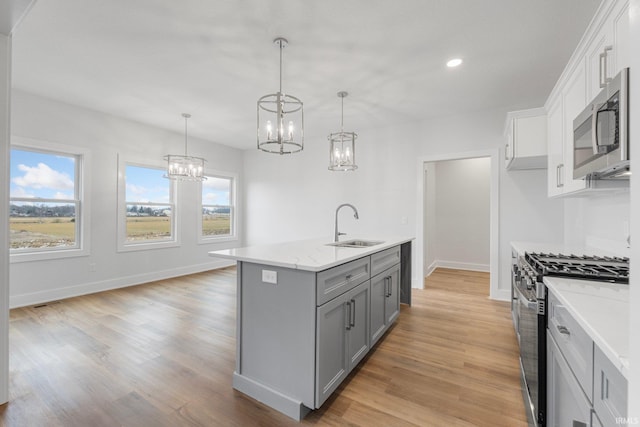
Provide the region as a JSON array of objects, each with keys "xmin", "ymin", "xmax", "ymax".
[
  {"xmin": 266, "ymin": 121, "xmax": 273, "ymax": 140},
  {"xmin": 288, "ymin": 121, "xmax": 294, "ymax": 140},
  {"xmin": 447, "ymin": 58, "xmax": 463, "ymax": 68}
]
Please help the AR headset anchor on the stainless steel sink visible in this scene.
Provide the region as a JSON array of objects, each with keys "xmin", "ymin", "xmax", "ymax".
[{"xmin": 327, "ymin": 239, "xmax": 384, "ymax": 248}]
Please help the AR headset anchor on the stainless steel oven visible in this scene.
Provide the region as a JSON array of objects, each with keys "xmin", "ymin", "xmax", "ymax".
[
  {"xmin": 513, "ymin": 252, "xmax": 629, "ymax": 427},
  {"xmin": 514, "ymin": 257, "xmax": 546, "ymax": 427}
]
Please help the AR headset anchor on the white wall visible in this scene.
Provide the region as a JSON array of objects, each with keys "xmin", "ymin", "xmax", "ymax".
[
  {"xmin": 243, "ymin": 120, "xmax": 420, "ymax": 246},
  {"xmin": 426, "ymin": 157, "xmax": 490, "ymax": 272},
  {"xmin": 625, "ymin": 0, "xmax": 639, "ymax": 418},
  {"xmin": 563, "ymin": 192, "xmax": 631, "ymax": 256},
  {"xmin": 9, "ymin": 90, "xmax": 244, "ymax": 307},
  {"xmin": 0, "ymin": 32, "xmax": 11, "ymax": 405}
]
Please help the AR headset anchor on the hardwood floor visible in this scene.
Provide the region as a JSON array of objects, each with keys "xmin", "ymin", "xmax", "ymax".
[{"xmin": 1, "ymin": 267, "xmax": 527, "ymax": 426}]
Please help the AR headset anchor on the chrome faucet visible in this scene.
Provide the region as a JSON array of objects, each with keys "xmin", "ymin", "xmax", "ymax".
[{"xmin": 334, "ymin": 203, "xmax": 359, "ymax": 242}]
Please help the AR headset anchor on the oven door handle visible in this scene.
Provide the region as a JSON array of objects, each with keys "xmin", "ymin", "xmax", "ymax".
[{"xmin": 514, "ymin": 285, "xmax": 538, "ymax": 310}]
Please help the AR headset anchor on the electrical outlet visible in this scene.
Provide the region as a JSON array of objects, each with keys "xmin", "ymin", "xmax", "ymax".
[{"xmin": 262, "ymin": 270, "xmax": 277, "ymax": 284}]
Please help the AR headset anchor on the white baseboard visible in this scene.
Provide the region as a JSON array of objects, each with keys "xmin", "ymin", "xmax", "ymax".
[
  {"xmin": 9, "ymin": 259, "xmax": 236, "ymax": 309},
  {"xmin": 491, "ymin": 288, "xmax": 511, "ymax": 302},
  {"xmin": 425, "ymin": 260, "xmax": 437, "ymax": 277},
  {"xmin": 425, "ymin": 260, "xmax": 490, "ymax": 275}
]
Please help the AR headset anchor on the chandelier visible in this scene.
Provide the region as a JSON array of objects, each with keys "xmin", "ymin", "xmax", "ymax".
[
  {"xmin": 257, "ymin": 37, "xmax": 304, "ymax": 154},
  {"xmin": 328, "ymin": 91, "xmax": 358, "ymax": 171},
  {"xmin": 164, "ymin": 113, "xmax": 206, "ymax": 181}
]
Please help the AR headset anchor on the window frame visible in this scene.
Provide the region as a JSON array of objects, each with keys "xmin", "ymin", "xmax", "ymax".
[
  {"xmin": 9, "ymin": 137, "xmax": 91, "ymax": 263},
  {"xmin": 198, "ymin": 170, "xmax": 238, "ymax": 244},
  {"xmin": 117, "ymin": 156, "xmax": 179, "ymax": 252}
]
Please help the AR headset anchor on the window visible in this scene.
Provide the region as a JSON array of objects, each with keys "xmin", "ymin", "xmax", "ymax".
[
  {"xmin": 199, "ymin": 173, "xmax": 236, "ymax": 242},
  {"xmin": 118, "ymin": 162, "xmax": 177, "ymax": 251},
  {"xmin": 9, "ymin": 141, "xmax": 90, "ymax": 262}
]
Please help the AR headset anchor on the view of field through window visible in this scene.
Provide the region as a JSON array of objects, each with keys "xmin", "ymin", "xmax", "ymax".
[
  {"xmin": 10, "ymin": 153, "xmax": 234, "ymax": 250},
  {"xmin": 202, "ymin": 176, "xmax": 232, "ymax": 237},
  {"xmin": 9, "ymin": 148, "xmax": 78, "ymax": 251},
  {"xmin": 125, "ymin": 165, "xmax": 173, "ymax": 242}
]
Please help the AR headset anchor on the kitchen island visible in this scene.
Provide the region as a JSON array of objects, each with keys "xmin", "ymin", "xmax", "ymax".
[{"xmin": 209, "ymin": 236, "xmax": 413, "ymax": 420}]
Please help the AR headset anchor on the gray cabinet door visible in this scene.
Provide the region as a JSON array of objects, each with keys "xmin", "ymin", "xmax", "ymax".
[
  {"xmin": 315, "ymin": 294, "xmax": 348, "ymax": 408},
  {"xmin": 370, "ymin": 264, "xmax": 401, "ymax": 347},
  {"xmin": 370, "ymin": 273, "xmax": 387, "ymax": 346},
  {"xmin": 346, "ymin": 281, "xmax": 370, "ymax": 372},
  {"xmin": 546, "ymin": 334, "xmax": 591, "ymax": 427},
  {"xmin": 384, "ymin": 264, "xmax": 401, "ymax": 325},
  {"xmin": 371, "ymin": 274, "xmax": 388, "ymax": 347}
]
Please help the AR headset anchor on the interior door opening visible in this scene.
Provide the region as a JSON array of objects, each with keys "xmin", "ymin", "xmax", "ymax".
[{"xmin": 421, "ymin": 155, "xmax": 493, "ymax": 297}]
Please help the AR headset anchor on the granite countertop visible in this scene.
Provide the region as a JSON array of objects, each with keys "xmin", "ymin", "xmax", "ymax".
[
  {"xmin": 543, "ymin": 276, "xmax": 629, "ymax": 379},
  {"xmin": 208, "ymin": 236, "xmax": 414, "ymax": 272}
]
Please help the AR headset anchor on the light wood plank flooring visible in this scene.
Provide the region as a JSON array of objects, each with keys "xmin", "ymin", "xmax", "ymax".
[{"xmin": 1, "ymin": 267, "xmax": 527, "ymax": 426}]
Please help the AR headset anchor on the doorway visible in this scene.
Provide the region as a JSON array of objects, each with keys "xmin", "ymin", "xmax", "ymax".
[
  {"xmin": 423, "ymin": 157, "xmax": 491, "ymax": 284},
  {"xmin": 414, "ymin": 149, "xmax": 500, "ymax": 299}
]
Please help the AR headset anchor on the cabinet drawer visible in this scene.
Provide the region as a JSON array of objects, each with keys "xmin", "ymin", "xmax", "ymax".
[
  {"xmin": 316, "ymin": 257, "xmax": 370, "ymax": 306},
  {"xmin": 371, "ymin": 246, "xmax": 400, "ymax": 277},
  {"xmin": 593, "ymin": 345, "xmax": 628, "ymax": 427},
  {"xmin": 548, "ymin": 291, "xmax": 594, "ymax": 402},
  {"xmin": 547, "ymin": 334, "xmax": 592, "ymax": 427}
]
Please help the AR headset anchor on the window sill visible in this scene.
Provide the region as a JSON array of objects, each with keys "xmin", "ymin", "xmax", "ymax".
[
  {"xmin": 10, "ymin": 247, "xmax": 90, "ymax": 263},
  {"xmin": 198, "ymin": 235, "xmax": 238, "ymax": 245},
  {"xmin": 117, "ymin": 239, "xmax": 180, "ymax": 253}
]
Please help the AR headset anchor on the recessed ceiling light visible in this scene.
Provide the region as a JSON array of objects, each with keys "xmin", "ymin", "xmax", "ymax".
[{"xmin": 447, "ymin": 58, "xmax": 463, "ymax": 68}]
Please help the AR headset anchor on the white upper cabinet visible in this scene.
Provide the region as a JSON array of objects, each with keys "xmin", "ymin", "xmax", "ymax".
[
  {"xmin": 561, "ymin": 64, "xmax": 588, "ymax": 195},
  {"xmin": 504, "ymin": 108, "xmax": 547, "ymax": 170},
  {"xmin": 586, "ymin": 0, "xmax": 630, "ymax": 101},
  {"xmin": 545, "ymin": 0, "xmax": 629, "ymax": 198},
  {"xmin": 547, "ymin": 96, "xmax": 564, "ymax": 197}
]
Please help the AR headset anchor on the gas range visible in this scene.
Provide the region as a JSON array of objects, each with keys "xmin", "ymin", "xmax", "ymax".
[
  {"xmin": 522, "ymin": 252, "xmax": 629, "ymax": 285},
  {"xmin": 512, "ymin": 251, "xmax": 629, "ymax": 427}
]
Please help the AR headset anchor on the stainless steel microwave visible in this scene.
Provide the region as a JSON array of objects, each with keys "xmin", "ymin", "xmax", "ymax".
[{"xmin": 573, "ymin": 68, "xmax": 630, "ymax": 180}]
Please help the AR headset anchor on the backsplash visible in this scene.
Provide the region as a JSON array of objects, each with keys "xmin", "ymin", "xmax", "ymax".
[{"xmin": 564, "ymin": 190, "xmax": 631, "ymax": 257}]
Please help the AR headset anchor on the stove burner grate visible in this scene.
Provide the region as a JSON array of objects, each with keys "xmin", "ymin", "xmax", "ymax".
[{"xmin": 524, "ymin": 252, "xmax": 629, "ymax": 284}]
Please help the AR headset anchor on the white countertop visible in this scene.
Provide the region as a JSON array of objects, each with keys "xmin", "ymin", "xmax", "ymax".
[
  {"xmin": 543, "ymin": 276, "xmax": 630, "ymax": 378},
  {"xmin": 208, "ymin": 236, "xmax": 414, "ymax": 272}
]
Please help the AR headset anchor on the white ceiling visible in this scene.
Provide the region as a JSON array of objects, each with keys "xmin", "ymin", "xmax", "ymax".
[{"xmin": 11, "ymin": 0, "xmax": 601, "ymax": 150}]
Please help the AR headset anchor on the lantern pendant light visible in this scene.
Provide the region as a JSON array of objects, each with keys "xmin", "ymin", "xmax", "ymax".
[
  {"xmin": 164, "ymin": 113, "xmax": 206, "ymax": 181},
  {"xmin": 328, "ymin": 91, "xmax": 358, "ymax": 171},
  {"xmin": 257, "ymin": 37, "xmax": 304, "ymax": 154}
]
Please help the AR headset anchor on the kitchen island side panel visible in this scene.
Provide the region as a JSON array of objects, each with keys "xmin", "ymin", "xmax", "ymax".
[{"xmin": 239, "ymin": 262, "xmax": 317, "ymax": 408}]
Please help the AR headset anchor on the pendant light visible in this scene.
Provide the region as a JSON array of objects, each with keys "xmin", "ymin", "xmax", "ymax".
[
  {"xmin": 257, "ymin": 37, "xmax": 304, "ymax": 154},
  {"xmin": 164, "ymin": 113, "xmax": 206, "ymax": 181},
  {"xmin": 328, "ymin": 91, "xmax": 358, "ymax": 171}
]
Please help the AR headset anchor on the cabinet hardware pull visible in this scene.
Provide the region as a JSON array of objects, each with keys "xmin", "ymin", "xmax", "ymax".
[
  {"xmin": 350, "ymin": 299, "xmax": 356, "ymax": 327},
  {"xmin": 557, "ymin": 325, "xmax": 570, "ymax": 335},
  {"xmin": 345, "ymin": 274, "xmax": 352, "ymax": 280},
  {"xmin": 558, "ymin": 164, "xmax": 564, "ymax": 188},
  {"xmin": 572, "ymin": 421, "xmax": 586, "ymax": 427},
  {"xmin": 505, "ymin": 143, "xmax": 509, "ymax": 161},
  {"xmin": 599, "ymin": 45, "xmax": 613, "ymax": 88},
  {"xmin": 345, "ymin": 301, "xmax": 351, "ymax": 330}
]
